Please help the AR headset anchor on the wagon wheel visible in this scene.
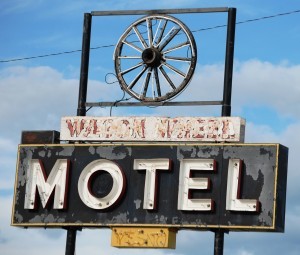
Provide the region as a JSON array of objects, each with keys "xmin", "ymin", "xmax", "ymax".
[{"xmin": 114, "ymin": 14, "xmax": 197, "ymax": 102}]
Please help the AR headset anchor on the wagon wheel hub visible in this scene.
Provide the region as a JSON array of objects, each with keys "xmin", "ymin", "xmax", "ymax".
[{"xmin": 142, "ymin": 48, "xmax": 162, "ymax": 67}]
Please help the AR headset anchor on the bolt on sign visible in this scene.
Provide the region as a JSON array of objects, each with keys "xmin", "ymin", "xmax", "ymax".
[
  {"xmin": 60, "ymin": 116, "xmax": 245, "ymax": 142},
  {"xmin": 12, "ymin": 143, "xmax": 288, "ymax": 232}
]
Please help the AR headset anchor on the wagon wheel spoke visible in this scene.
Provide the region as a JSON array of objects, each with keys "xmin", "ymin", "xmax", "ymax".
[
  {"xmin": 141, "ymin": 67, "xmax": 153, "ymax": 98},
  {"xmin": 123, "ymin": 40, "xmax": 144, "ymax": 53},
  {"xmin": 128, "ymin": 66, "xmax": 148, "ymax": 90},
  {"xmin": 164, "ymin": 56, "xmax": 192, "ymax": 62},
  {"xmin": 147, "ymin": 18, "xmax": 154, "ymax": 47},
  {"xmin": 133, "ymin": 26, "xmax": 148, "ymax": 49},
  {"xmin": 162, "ymin": 41, "xmax": 191, "ymax": 54},
  {"xmin": 159, "ymin": 66, "xmax": 176, "ymax": 90},
  {"xmin": 121, "ymin": 61, "xmax": 144, "ymax": 75},
  {"xmin": 153, "ymin": 67, "xmax": 161, "ymax": 97},
  {"xmin": 153, "ymin": 19, "xmax": 168, "ymax": 47},
  {"xmin": 158, "ymin": 27, "xmax": 181, "ymax": 51},
  {"xmin": 162, "ymin": 62, "xmax": 186, "ymax": 78}
]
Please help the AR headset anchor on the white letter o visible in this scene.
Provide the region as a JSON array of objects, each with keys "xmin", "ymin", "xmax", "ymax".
[{"xmin": 78, "ymin": 159, "xmax": 125, "ymax": 209}]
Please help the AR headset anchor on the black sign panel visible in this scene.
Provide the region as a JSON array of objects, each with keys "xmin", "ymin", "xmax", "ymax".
[{"xmin": 12, "ymin": 143, "xmax": 288, "ymax": 232}]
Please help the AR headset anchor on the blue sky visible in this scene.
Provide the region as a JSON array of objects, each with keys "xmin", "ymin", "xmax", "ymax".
[{"xmin": 1, "ymin": 0, "xmax": 300, "ymax": 254}]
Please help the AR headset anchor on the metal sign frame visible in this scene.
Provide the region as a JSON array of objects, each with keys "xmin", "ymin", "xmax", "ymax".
[{"xmin": 77, "ymin": 7, "xmax": 236, "ymax": 116}]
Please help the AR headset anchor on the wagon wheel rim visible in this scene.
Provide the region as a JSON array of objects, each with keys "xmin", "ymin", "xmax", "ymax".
[{"xmin": 114, "ymin": 14, "xmax": 197, "ymax": 102}]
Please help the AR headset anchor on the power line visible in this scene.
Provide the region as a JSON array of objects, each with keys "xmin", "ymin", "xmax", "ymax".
[
  {"xmin": 191, "ymin": 9, "xmax": 300, "ymax": 33},
  {"xmin": 1, "ymin": 9, "xmax": 299, "ymax": 63},
  {"xmin": 0, "ymin": 45, "xmax": 115, "ymax": 63}
]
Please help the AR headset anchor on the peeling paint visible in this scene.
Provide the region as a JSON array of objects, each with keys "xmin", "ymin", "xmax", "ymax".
[
  {"xmin": 47, "ymin": 150, "xmax": 52, "ymax": 158},
  {"xmin": 197, "ymin": 147, "xmax": 220, "ymax": 158},
  {"xmin": 14, "ymin": 211, "xmax": 23, "ymax": 223},
  {"xmin": 96, "ymin": 146, "xmax": 131, "ymax": 160},
  {"xmin": 38, "ymin": 151, "xmax": 46, "ymax": 157},
  {"xmin": 134, "ymin": 199, "xmax": 142, "ymax": 209},
  {"xmin": 172, "ymin": 217, "xmax": 179, "ymax": 224},
  {"xmin": 88, "ymin": 146, "xmax": 96, "ymax": 155},
  {"xmin": 57, "ymin": 146, "xmax": 75, "ymax": 156},
  {"xmin": 112, "ymin": 212, "xmax": 129, "ymax": 224},
  {"xmin": 159, "ymin": 215, "xmax": 168, "ymax": 224},
  {"xmin": 29, "ymin": 214, "xmax": 66, "ymax": 224},
  {"xmin": 17, "ymin": 147, "xmax": 35, "ymax": 188}
]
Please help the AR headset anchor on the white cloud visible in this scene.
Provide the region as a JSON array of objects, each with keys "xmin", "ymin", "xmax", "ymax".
[
  {"xmin": 0, "ymin": 66, "xmax": 121, "ymax": 136},
  {"xmin": 233, "ymin": 60, "xmax": 300, "ymax": 119}
]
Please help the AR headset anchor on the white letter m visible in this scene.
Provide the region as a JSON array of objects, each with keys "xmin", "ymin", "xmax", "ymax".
[{"xmin": 24, "ymin": 159, "xmax": 69, "ymax": 209}]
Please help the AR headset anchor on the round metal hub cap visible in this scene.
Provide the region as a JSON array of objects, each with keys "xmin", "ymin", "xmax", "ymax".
[{"xmin": 142, "ymin": 48, "xmax": 162, "ymax": 67}]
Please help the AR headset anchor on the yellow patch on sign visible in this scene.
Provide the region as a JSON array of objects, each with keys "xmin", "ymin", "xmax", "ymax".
[{"xmin": 111, "ymin": 227, "xmax": 177, "ymax": 249}]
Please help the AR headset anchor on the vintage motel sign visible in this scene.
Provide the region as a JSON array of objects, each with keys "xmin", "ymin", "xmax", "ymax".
[
  {"xmin": 12, "ymin": 143, "xmax": 288, "ymax": 232},
  {"xmin": 11, "ymin": 7, "xmax": 289, "ymax": 252}
]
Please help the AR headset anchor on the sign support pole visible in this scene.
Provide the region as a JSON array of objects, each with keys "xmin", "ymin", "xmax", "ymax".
[
  {"xmin": 215, "ymin": 7, "xmax": 236, "ymax": 255},
  {"xmin": 222, "ymin": 7, "xmax": 236, "ymax": 117},
  {"xmin": 65, "ymin": 12, "xmax": 92, "ymax": 255},
  {"xmin": 65, "ymin": 228, "xmax": 77, "ymax": 255},
  {"xmin": 214, "ymin": 230, "xmax": 225, "ymax": 255},
  {"xmin": 77, "ymin": 13, "xmax": 92, "ymax": 117}
]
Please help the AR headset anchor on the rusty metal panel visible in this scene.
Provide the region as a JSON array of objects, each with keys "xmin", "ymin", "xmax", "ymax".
[
  {"xmin": 11, "ymin": 143, "xmax": 288, "ymax": 232},
  {"xmin": 60, "ymin": 116, "xmax": 245, "ymax": 142},
  {"xmin": 21, "ymin": 131, "xmax": 60, "ymax": 144}
]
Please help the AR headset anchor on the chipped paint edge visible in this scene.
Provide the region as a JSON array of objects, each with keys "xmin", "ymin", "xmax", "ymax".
[{"xmin": 11, "ymin": 145, "xmax": 22, "ymax": 227}]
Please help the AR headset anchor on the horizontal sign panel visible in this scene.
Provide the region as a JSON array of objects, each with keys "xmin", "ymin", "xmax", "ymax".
[
  {"xmin": 12, "ymin": 143, "xmax": 287, "ymax": 232},
  {"xmin": 60, "ymin": 116, "xmax": 245, "ymax": 142}
]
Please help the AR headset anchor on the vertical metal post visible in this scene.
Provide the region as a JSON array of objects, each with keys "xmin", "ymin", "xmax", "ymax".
[
  {"xmin": 77, "ymin": 13, "xmax": 92, "ymax": 117},
  {"xmin": 214, "ymin": 230, "xmax": 225, "ymax": 255},
  {"xmin": 215, "ymin": 8, "xmax": 236, "ymax": 255},
  {"xmin": 65, "ymin": 228, "xmax": 77, "ymax": 255},
  {"xmin": 66, "ymin": 12, "xmax": 92, "ymax": 255},
  {"xmin": 222, "ymin": 8, "xmax": 236, "ymax": 117}
]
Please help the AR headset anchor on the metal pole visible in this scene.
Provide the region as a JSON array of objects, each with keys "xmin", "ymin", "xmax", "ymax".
[
  {"xmin": 215, "ymin": 8, "xmax": 236, "ymax": 255},
  {"xmin": 77, "ymin": 13, "xmax": 92, "ymax": 117},
  {"xmin": 222, "ymin": 8, "xmax": 236, "ymax": 117},
  {"xmin": 66, "ymin": 13, "xmax": 92, "ymax": 255},
  {"xmin": 214, "ymin": 230, "xmax": 225, "ymax": 255},
  {"xmin": 65, "ymin": 228, "xmax": 77, "ymax": 255}
]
